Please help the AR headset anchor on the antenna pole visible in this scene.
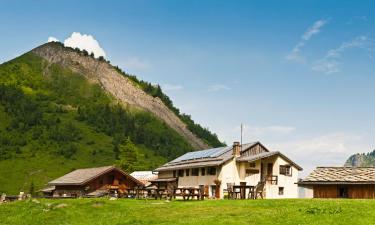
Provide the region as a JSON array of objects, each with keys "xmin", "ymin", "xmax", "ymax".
[{"xmin": 240, "ymin": 123, "xmax": 243, "ymax": 151}]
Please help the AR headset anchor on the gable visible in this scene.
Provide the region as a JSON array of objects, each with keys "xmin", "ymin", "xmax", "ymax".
[{"xmin": 240, "ymin": 142, "xmax": 269, "ymax": 157}]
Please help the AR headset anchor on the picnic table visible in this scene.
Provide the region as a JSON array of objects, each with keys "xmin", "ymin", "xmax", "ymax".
[
  {"xmin": 233, "ymin": 185, "xmax": 255, "ymax": 199},
  {"xmin": 174, "ymin": 187, "xmax": 204, "ymax": 200}
]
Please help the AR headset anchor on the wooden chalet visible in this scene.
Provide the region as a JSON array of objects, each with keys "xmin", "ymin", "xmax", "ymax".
[
  {"xmin": 43, "ymin": 166, "xmax": 144, "ymax": 198},
  {"xmin": 299, "ymin": 167, "xmax": 375, "ymax": 198}
]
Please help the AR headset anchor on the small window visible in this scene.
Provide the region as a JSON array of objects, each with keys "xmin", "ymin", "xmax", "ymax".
[
  {"xmin": 207, "ymin": 167, "xmax": 216, "ymax": 175},
  {"xmin": 173, "ymin": 170, "xmax": 176, "ymax": 178},
  {"xmin": 278, "ymin": 187, "xmax": 284, "ymax": 195},
  {"xmin": 249, "ymin": 162, "xmax": 256, "ymax": 168},
  {"xmin": 279, "ymin": 165, "xmax": 292, "ymax": 176},
  {"xmin": 185, "ymin": 169, "xmax": 190, "ymax": 176},
  {"xmin": 201, "ymin": 168, "xmax": 206, "ymax": 176},
  {"xmin": 192, "ymin": 168, "xmax": 199, "ymax": 176},
  {"xmin": 178, "ymin": 170, "xmax": 184, "ymax": 177}
]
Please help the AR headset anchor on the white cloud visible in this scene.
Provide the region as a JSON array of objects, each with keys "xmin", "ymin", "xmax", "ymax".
[
  {"xmin": 347, "ymin": 16, "xmax": 368, "ymax": 25},
  {"xmin": 302, "ymin": 20, "xmax": 327, "ymax": 41},
  {"xmin": 208, "ymin": 84, "xmax": 231, "ymax": 92},
  {"xmin": 63, "ymin": 32, "xmax": 106, "ymax": 58},
  {"xmin": 162, "ymin": 84, "xmax": 183, "ymax": 91},
  {"xmin": 269, "ymin": 132, "xmax": 372, "ymax": 176},
  {"xmin": 312, "ymin": 35, "xmax": 375, "ymax": 74},
  {"xmin": 286, "ymin": 19, "xmax": 327, "ymax": 63},
  {"xmin": 48, "ymin": 37, "xmax": 59, "ymax": 42}
]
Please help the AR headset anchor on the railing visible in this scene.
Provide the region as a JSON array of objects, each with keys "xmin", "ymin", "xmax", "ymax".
[{"xmin": 264, "ymin": 175, "xmax": 278, "ymax": 185}]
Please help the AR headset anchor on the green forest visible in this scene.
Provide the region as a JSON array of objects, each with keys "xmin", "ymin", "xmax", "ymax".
[{"xmin": 0, "ymin": 50, "xmax": 223, "ymax": 194}]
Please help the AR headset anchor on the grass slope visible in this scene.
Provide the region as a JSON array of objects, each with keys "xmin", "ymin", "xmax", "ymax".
[
  {"xmin": 0, "ymin": 53, "xmax": 194, "ymax": 194},
  {"xmin": 1, "ymin": 198, "xmax": 374, "ymax": 225}
]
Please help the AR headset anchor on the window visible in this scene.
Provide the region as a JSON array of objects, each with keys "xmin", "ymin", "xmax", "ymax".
[
  {"xmin": 185, "ymin": 169, "xmax": 190, "ymax": 176},
  {"xmin": 178, "ymin": 170, "xmax": 184, "ymax": 177},
  {"xmin": 249, "ymin": 162, "xmax": 256, "ymax": 168},
  {"xmin": 278, "ymin": 187, "xmax": 284, "ymax": 195},
  {"xmin": 201, "ymin": 168, "xmax": 206, "ymax": 176},
  {"xmin": 173, "ymin": 170, "xmax": 176, "ymax": 178},
  {"xmin": 192, "ymin": 168, "xmax": 199, "ymax": 176},
  {"xmin": 207, "ymin": 167, "xmax": 216, "ymax": 175},
  {"xmin": 279, "ymin": 165, "xmax": 292, "ymax": 176}
]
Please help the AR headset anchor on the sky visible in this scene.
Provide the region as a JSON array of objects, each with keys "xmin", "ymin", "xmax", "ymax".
[{"xmin": 1, "ymin": 0, "xmax": 375, "ymax": 176}]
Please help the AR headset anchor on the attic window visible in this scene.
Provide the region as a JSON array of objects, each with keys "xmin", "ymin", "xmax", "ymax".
[{"xmin": 279, "ymin": 165, "xmax": 292, "ymax": 176}]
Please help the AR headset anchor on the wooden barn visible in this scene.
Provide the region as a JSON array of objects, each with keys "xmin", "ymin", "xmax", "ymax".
[
  {"xmin": 43, "ymin": 166, "xmax": 144, "ymax": 198},
  {"xmin": 299, "ymin": 167, "xmax": 375, "ymax": 199}
]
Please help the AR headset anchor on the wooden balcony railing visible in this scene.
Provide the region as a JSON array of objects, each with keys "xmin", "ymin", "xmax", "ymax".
[{"xmin": 264, "ymin": 175, "xmax": 278, "ymax": 185}]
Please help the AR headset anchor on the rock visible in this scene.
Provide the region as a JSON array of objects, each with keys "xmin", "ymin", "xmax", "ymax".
[
  {"xmin": 32, "ymin": 43, "xmax": 210, "ymax": 150},
  {"xmin": 32, "ymin": 199, "xmax": 40, "ymax": 204},
  {"xmin": 109, "ymin": 197, "xmax": 117, "ymax": 201}
]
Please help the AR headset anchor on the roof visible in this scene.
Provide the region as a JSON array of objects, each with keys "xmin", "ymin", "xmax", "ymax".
[
  {"xmin": 130, "ymin": 171, "xmax": 158, "ymax": 185},
  {"xmin": 237, "ymin": 151, "xmax": 303, "ymax": 170},
  {"xmin": 155, "ymin": 142, "xmax": 259, "ymax": 172},
  {"xmin": 48, "ymin": 166, "xmax": 143, "ymax": 186},
  {"xmin": 151, "ymin": 178, "xmax": 177, "ymax": 182},
  {"xmin": 299, "ymin": 167, "xmax": 375, "ymax": 184},
  {"xmin": 39, "ymin": 186, "xmax": 55, "ymax": 193}
]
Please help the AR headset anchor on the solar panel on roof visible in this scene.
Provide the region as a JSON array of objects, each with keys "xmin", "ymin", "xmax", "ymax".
[{"xmin": 170, "ymin": 146, "xmax": 233, "ymax": 163}]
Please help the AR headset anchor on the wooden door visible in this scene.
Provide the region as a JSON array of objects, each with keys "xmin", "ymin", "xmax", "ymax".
[{"xmin": 267, "ymin": 163, "xmax": 273, "ymax": 175}]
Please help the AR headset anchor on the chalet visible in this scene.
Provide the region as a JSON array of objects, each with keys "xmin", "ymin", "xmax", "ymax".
[
  {"xmin": 43, "ymin": 166, "xmax": 143, "ymax": 197},
  {"xmin": 154, "ymin": 141, "xmax": 302, "ymax": 199},
  {"xmin": 299, "ymin": 167, "xmax": 375, "ymax": 198}
]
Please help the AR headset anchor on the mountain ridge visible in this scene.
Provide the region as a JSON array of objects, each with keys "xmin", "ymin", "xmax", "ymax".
[
  {"xmin": 32, "ymin": 42, "xmax": 214, "ymax": 150},
  {"xmin": 0, "ymin": 42, "xmax": 223, "ymax": 194}
]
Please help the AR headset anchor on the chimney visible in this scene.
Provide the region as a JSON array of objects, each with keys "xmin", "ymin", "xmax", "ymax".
[{"xmin": 233, "ymin": 141, "xmax": 240, "ymax": 157}]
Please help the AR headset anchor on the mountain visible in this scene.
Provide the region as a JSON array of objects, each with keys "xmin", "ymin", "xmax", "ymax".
[
  {"xmin": 345, "ymin": 149, "xmax": 375, "ymax": 167},
  {"xmin": 0, "ymin": 42, "xmax": 224, "ymax": 194}
]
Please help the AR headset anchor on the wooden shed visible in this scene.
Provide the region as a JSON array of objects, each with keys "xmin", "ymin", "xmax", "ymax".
[
  {"xmin": 44, "ymin": 166, "xmax": 144, "ymax": 198},
  {"xmin": 299, "ymin": 167, "xmax": 375, "ymax": 199}
]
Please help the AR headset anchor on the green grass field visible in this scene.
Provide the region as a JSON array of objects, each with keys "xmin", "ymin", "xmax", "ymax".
[{"xmin": 1, "ymin": 198, "xmax": 374, "ymax": 225}]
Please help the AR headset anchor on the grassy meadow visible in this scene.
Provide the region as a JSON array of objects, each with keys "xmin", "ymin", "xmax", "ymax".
[{"xmin": 1, "ymin": 198, "xmax": 374, "ymax": 225}]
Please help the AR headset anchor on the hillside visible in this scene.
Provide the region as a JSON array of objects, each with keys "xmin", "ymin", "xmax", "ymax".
[
  {"xmin": 0, "ymin": 42, "xmax": 224, "ymax": 194},
  {"xmin": 345, "ymin": 149, "xmax": 375, "ymax": 167}
]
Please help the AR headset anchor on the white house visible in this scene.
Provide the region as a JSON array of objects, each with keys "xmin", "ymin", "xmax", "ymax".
[{"xmin": 154, "ymin": 142, "xmax": 302, "ymax": 199}]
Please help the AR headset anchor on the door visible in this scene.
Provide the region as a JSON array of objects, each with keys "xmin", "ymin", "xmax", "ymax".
[{"xmin": 267, "ymin": 163, "xmax": 273, "ymax": 175}]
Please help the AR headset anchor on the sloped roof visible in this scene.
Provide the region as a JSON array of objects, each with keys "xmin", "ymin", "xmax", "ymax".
[
  {"xmin": 237, "ymin": 151, "xmax": 303, "ymax": 170},
  {"xmin": 155, "ymin": 142, "xmax": 258, "ymax": 172},
  {"xmin": 300, "ymin": 167, "xmax": 375, "ymax": 184},
  {"xmin": 49, "ymin": 166, "xmax": 143, "ymax": 186},
  {"xmin": 130, "ymin": 171, "xmax": 158, "ymax": 185}
]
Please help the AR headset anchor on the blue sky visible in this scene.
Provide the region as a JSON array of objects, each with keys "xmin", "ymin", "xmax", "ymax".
[{"xmin": 1, "ymin": 0, "xmax": 375, "ymax": 175}]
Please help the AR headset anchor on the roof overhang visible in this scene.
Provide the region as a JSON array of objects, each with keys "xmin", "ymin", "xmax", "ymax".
[
  {"xmin": 49, "ymin": 167, "xmax": 144, "ymax": 187},
  {"xmin": 298, "ymin": 181, "xmax": 375, "ymax": 185},
  {"xmin": 237, "ymin": 151, "xmax": 303, "ymax": 171}
]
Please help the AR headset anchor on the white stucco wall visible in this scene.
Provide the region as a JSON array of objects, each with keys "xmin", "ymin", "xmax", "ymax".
[
  {"xmin": 298, "ymin": 186, "xmax": 314, "ymax": 198},
  {"xmin": 263, "ymin": 156, "xmax": 299, "ymax": 199}
]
